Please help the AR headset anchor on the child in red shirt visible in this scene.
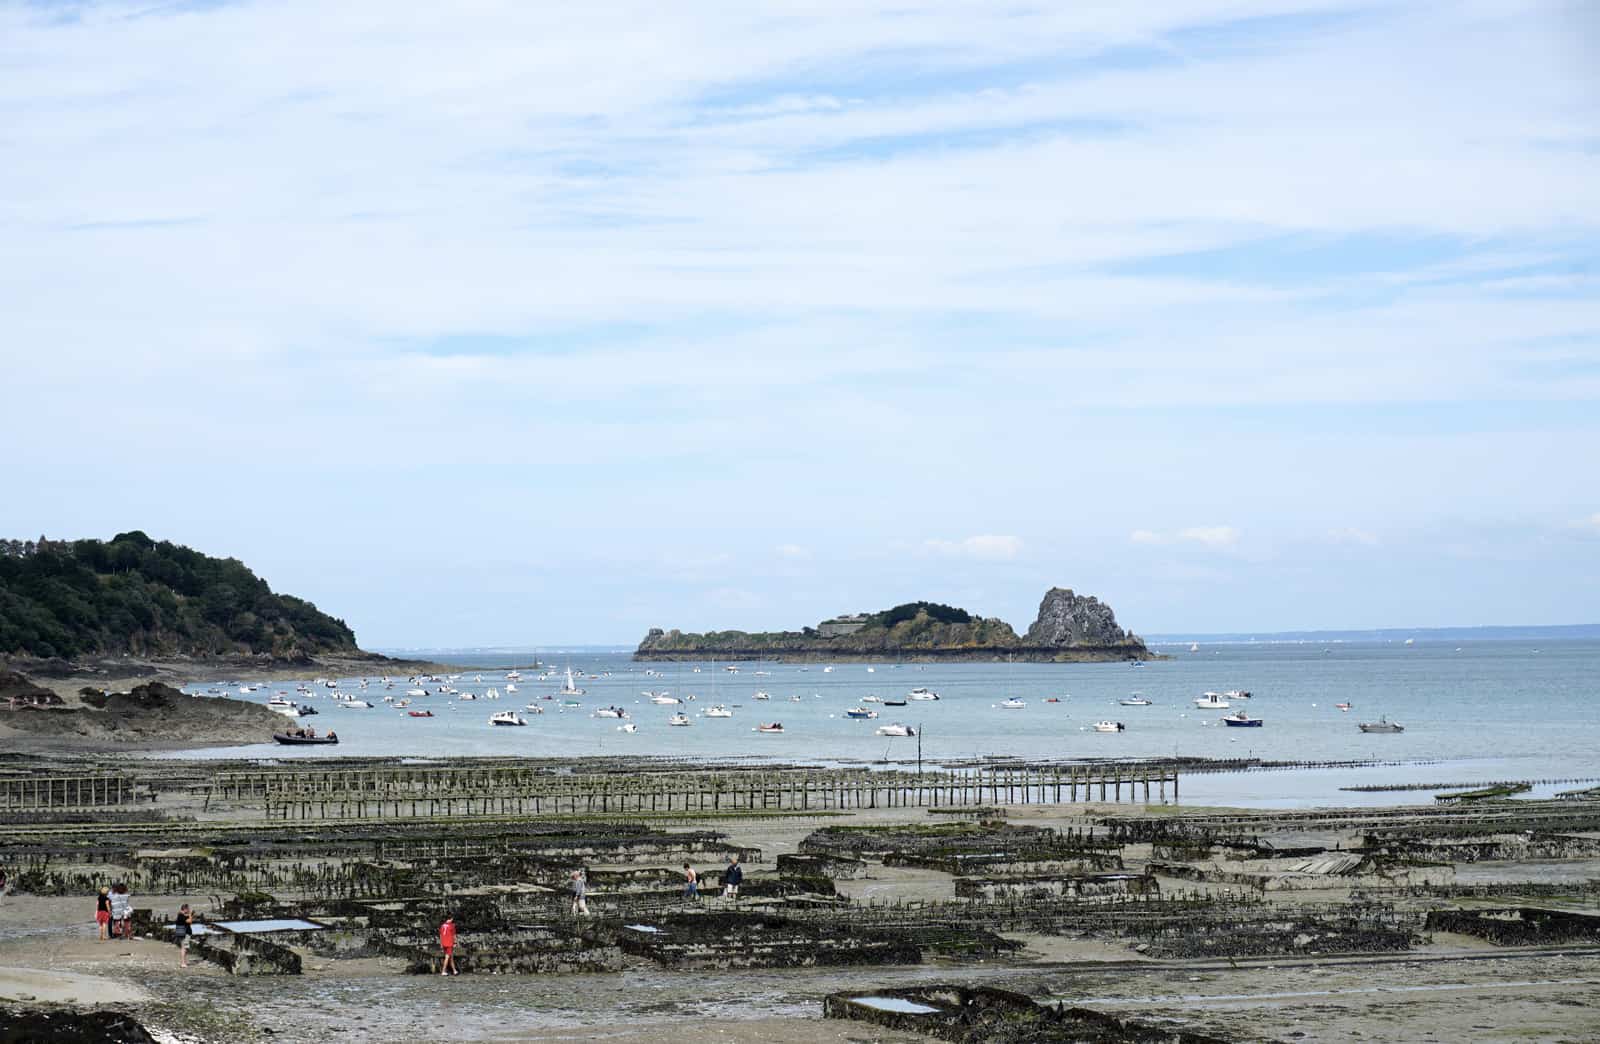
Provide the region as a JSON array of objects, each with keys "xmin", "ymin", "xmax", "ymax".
[{"xmin": 439, "ymin": 916, "xmax": 458, "ymax": 976}]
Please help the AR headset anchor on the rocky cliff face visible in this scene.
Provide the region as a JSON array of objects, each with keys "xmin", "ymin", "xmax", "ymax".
[{"xmin": 1024, "ymin": 588, "xmax": 1137, "ymax": 648}]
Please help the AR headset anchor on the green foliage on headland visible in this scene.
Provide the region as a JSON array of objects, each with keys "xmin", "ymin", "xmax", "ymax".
[{"xmin": 0, "ymin": 531, "xmax": 357, "ymax": 659}]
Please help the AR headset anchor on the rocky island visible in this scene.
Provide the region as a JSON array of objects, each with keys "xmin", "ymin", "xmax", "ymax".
[{"xmin": 635, "ymin": 587, "xmax": 1156, "ymax": 662}]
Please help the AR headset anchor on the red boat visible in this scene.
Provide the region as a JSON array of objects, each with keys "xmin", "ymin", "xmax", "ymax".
[{"xmin": 408, "ymin": 710, "xmax": 434, "ymax": 718}]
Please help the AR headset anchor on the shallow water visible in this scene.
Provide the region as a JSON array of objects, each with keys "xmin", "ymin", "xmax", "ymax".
[{"xmin": 161, "ymin": 640, "xmax": 1600, "ymax": 808}]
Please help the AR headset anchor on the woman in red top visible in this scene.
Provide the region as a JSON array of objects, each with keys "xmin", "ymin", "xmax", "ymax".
[{"xmin": 439, "ymin": 916, "xmax": 458, "ymax": 976}]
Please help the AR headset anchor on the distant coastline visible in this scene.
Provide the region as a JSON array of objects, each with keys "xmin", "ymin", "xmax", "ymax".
[{"xmin": 1148, "ymin": 623, "xmax": 1600, "ymax": 644}]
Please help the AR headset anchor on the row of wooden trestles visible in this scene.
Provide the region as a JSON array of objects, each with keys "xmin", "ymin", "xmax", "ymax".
[
  {"xmin": 0, "ymin": 774, "xmax": 139, "ymax": 810},
  {"xmin": 213, "ymin": 763, "xmax": 1180, "ymax": 820}
]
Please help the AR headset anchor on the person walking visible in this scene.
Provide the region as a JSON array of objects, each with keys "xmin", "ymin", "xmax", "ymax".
[
  {"xmin": 108, "ymin": 883, "xmax": 132, "ymax": 940},
  {"xmin": 569, "ymin": 870, "xmax": 589, "ymax": 916},
  {"xmin": 438, "ymin": 915, "xmax": 458, "ymax": 976},
  {"xmin": 95, "ymin": 887, "xmax": 111, "ymax": 941},
  {"xmin": 173, "ymin": 904, "xmax": 194, "ymax": 968},
  {"xmin": 722, "ymin": 856, "xmax": 743, "ymax": 900},
  {"xmin": 682, "ymin": 863, "xmax": 698, "ymax": 901}
]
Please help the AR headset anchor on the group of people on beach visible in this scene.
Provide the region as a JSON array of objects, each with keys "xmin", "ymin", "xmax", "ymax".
[{"xmin": 93, "ymin": 884, "xmax": 195, "ymax": 967}]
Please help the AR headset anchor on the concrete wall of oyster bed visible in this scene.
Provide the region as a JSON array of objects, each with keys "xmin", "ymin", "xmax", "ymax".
[
  {"xmin": 191, "ymin": 932, "xmax": 305, "ymax": 975},
  {"xmin": 617, "ymin": 913, "xmax": 921, "ymax": 970},
  {"xmin": 1425, "ymin": 907, "xmax": 1600, "ymax": 946},
  {"xmin": 822, "ymin": 984, "xmax": 1231, "ymax": 1043}
]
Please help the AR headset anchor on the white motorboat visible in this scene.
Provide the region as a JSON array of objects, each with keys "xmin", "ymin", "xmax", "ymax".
[
  {"xmin": 406, "ymin": 689, "xmax": 427, "ymax": 698},
  {"xmin": 1092, "ymin": 720, "xmax": 1126, "ymax": 733},
  {"xmin": 324, "ymin": 680, "xmax": 338, "ymax": 688},
  {"xmin": 866, "ymin": 667, "xmax": 875, "ymax": 673},
  {"xmin": 650, "ymin": 694, "xmax": 681, "ymax": 705},
  {"xmin": 266, "ymin": 696, "xmax": 294, "ymax": 708},
  {"xmin": 618, "ymin": 722, "xmax": 639, "ymax": 733},
  {"xmin": 1120, "ymin": 695, "xmax": 1154, "ymax": 706},
  {"xmin": 861, "ymin": 694, "xmax": 881, "ymax": 703},
  {"xmin": 704, "ymin": 705, "xmax": 733, "ymax": 718},
  {"xmin": 557, "ymin": 668, "xmax": 586, "ymax": 697},
  {"xmin": 874, "ymin": 723, "xmax": 915, "ymax": 737},
  {"xmin": 1194, "ymin": 692, "xmax": 1230, "ymax": 709},
  {"xmin": 593, "ymin": 706, "xmax": 629, "ymax": 719},
  {"xmin": 1223, "ymin": 689, "xmax": 1252, "ymax": 700},
  {"xmin": 756, "ymin": 722, "xmax": 784, "ymax": 734},
  {"xmin": 458, "ymin": 693, "xmax": 477, "ymax": 701},
  {"xmin": 822, "ymin": 666, "xmax": 834, "ymax": 673},
  {"xmin": 908, "ymin": 688, "xmax": 941, "ymax": 701},
  {"xmin": 1359, "ymin": 717, "xmax": 1405, "ymax": 734},
  {"xmin": 338, "ymin": 699, "xmax": 373, "ymax": 709},
  {"xmin": 999, "ymin": 698, "xmax": 1026, "ymax": 710},
  {"xmin": 489, "ymin": 711, "xmax": 526, "ymax": 727},
  {"xmin": 522, "ymin": 702, "xmax": 545, "ymax": 713},
  {"xmin": 505, "ymin": 671, "xmax": 522, "ymax": 681},
  {"xmin": 505, "ymin": 683, "xmax": 518, "ymax": 693},
  {"xmin": 752, "ymin": 691, "xmax": 771, "ymax": 701},
  {"xmin": 667, "ymin": 712, "xmax": 691, "ymax": 727}
]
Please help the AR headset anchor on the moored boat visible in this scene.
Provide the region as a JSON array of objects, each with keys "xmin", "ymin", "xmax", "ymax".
[
  {"xmin": 1120, "ymin": 695, "xmax": 1153, "ymax": 706},
  {"xmin": 874, "ymin": 722, "xmax": 915, "ymax": 737},
  {"xmin": 1092, "ymin": 720, "xmax": 1126, "ymax": 733},
  {"xmin": 844, "ymin": 707, "xmax": 878, "ymax": 719},
  {"xmin": 667, "ymin": 712, "xmax": 691, "ymax": 726},
  {"xmin": 756, "ymin": 722, "xmax": 784, "ymax": 734},
  {"xmin": 408, "ymin": 710, "xmax": 433, "ymax": 718},
  {"xmin": 908, "ymin": 688, "xmax": 940, "ymax": 701},
  {"xmin": 999, "ymin": 698, "xmax": 1026, "ymax": 709},
  {"xmin": 1359, "ymin": 716, "xmax": 1405, "ymax": 734},
  {"xmin": 704, "ymin": 705, "xmax": 733, "ymax": 718},
  {"xmin": 489, "ymin": 711, "xmax": 526, "ymax": 727},
  {"xmin": 1193, "ymin": 692, "xmax": 1230, "ymax": 709},
  {"xmin": 1222, "ymin": 710, "xmax": 1263, "ymax": 727}
]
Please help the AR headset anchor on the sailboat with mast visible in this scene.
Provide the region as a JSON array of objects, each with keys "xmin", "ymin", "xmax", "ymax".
[{"xmin": 557, "ymin": 666, "xmax": 586, "ymax": 698}]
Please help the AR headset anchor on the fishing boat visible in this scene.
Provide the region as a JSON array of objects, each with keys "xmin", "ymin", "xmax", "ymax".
[
  {"xmin": 999, "ymin": 698, "xmax": 1026, "ymax": 710},
  {"xmin": 1193, "ymin": 692, "xmax": 1230, "ymax": 709},
  {"xmin": 844, "ymin": 707, "xmax": 878, "ymax": 719},
  {"xmin": 272, "ymin": 732, "xmax": 339, "ymax": 745},
  {"xmin": 489, "ymin": 711, "xmax": 527, "ymax": 727},
  {"xmin": 1222, "ymin": 710, "xmax": 1263, "ymax": 727},
  {"xmin": 756, "ymin": 722, "xmax": 784, "ymax": 734},
  {"xmin": 1359, "ymin": 717, "xmax": 1405, "ymax": 734},
  {"xmin": 557, "ymin": 668, "xmax": 586, "ymax": 697},
  {"xmin": 593, "ymin": 706, "xmax": 629, "ymax": 719},
  {"xmin": 1120, "ymin": 695, "xmax": 1153, "ymax": 706},
  {"xmin": 1092, "ymin": 720, "xmax": 1126, "ymax": 733},
  {"xmin": 667, "ymin": 712, "xmax": 691, "ymax": 727},
  {"xmin": 874, "ymin": 723, "xmax": 915, "ymax": 737},
  {"xmin": 408, "ymin": 710, "xmax": 433, "ymax": 718},
  {"xmin": 704, "ymin": 705, "xmax": 733, "ymax": 718},
  {"xmin": 908, "ymin": 688, "xmax": 940, "ymax": 701}
]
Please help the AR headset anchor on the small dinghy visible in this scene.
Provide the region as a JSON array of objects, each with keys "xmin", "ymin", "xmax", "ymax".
[
  {"xmin": 407, "ymin": 710, "xmax": 433, "ymax": 718},
  {"xmin": 756, "ymin": 722, "xmax": 784, "ymax": 734}
]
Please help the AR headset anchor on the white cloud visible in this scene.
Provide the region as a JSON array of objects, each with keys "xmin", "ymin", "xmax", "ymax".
[
  {"xmin": 1327, "ymin": 527, "xmax": 1379, "ymax": 546},
  {"xmin": 1130, "ymin": 526, "xmax": 1242, "ymax": 549},
  {"xmin": 923, "ymin": 535, "xmax": 1024, "ymax": 561}
]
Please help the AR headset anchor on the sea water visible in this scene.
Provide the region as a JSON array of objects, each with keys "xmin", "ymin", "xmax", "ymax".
[{"xmin": 164, "ymin": 639, "xmax": 1600, "ymax": 808}]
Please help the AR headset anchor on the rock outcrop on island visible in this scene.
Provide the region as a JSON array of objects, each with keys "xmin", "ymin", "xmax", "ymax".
[
  {"xmin": 0, "ymin": 677, "xmax": 286, "ymax": 748},
  {"xmin": 635, "ymin": 589, "xmax": 1153, "ymax": 663}
]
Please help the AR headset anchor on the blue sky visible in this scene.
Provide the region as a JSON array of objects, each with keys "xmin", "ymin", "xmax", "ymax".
[{"xmin": 2, "ymin": 1, "xmax": 1597, "ymax": 646}]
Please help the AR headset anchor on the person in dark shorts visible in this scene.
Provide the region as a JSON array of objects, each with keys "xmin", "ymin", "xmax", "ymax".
[{"xmin": 174, "ymin": 904, "xmax": 194, "ymax": 967}]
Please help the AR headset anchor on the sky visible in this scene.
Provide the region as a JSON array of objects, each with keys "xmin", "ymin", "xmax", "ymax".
[{"xmin": 3, "ymin": 1, "xmax": 1598, "ymax": 647}]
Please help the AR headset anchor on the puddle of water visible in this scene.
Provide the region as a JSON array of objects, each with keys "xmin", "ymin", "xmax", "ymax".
[
  {"xmin": 194, "ymin": 918, "xmax": 324, "ymax": 935},
  {"xmin": 849, "ymin": 996, "xmax": 941, "ymax": 1014}
]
